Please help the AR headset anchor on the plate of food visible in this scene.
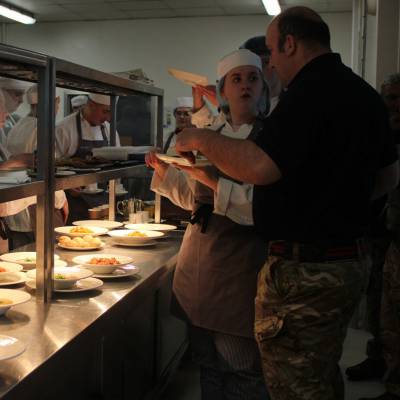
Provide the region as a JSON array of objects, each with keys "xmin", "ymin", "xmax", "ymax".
[
  {"xmin": 0, "ymin": 252, "xmax": 63, "ymax": 270},
  {"xmin": 0, "ymin": 272, "xmax": 27, "ymax": 287},
  {"xmin": 26, "ymin": 277, "xmax": 103, "ymax": 293},
  {"xmin": 0, "ymin": 289, "xmax": 31, "ymax": 316},
  {"xmin": 73, "ymin": 220, "xmax": 123, "ymax": 229},
  {"xmin": 108, "ymin": 229, "xmax": 164, "ymax": 245},
  {"xmin": 124, "ymin": 223, "xmax": 177, "ymax": 232},
  {"xmin": 57, "ymin": 235, "xmax": 104, "ymax": 251},
  {"xmin": 155, "ymin": 153, "xmax": 211, "ymax": 167},
  {"xmin": 27, "ymin": 266, "xmax": 93, "ymax": 290},
  {"xmin": 0, "ymin": 261, "xmax": 23, "ymax": 273},
  {"xmin": 80, "ymin": 265, "xmax": 140, "ymax": 279},
  {"xmin": 55, "ymin": 226, "xmax": 108, "ymax": 237},
  {"xmin": 72, "ymin": 254, "xmax": 133, "ymax": 274},
  {"xmin": 0, "ymin": 335, "xmax": 26, "ymax": 361}
]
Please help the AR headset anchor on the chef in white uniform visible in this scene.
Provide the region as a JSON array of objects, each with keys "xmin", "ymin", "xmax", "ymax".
[
  {"xmin": 0, "ymin": 78, "xmax": 27, "ymax": 145},
  {"xmin": 0, "ymin": 88, "xmax": 67, "ymax": 250},
  {"xmin": 55, "ymin": 93, "xmax": 120, "ymax": 159}
]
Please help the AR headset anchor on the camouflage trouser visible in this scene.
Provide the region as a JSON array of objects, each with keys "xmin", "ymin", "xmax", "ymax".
[
  {"xmin": 366, "ymin": 236, "xmax": 391, "ymax": 359},
  {"xmin": 255, "ymin": 255, "xmax": 368, "ymax": 400},
  {"xmin": 381, "ymin": 241, "xmax": 400, "ymax": 396}
]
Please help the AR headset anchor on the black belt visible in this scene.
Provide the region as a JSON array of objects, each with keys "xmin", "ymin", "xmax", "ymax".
[
  {"xmin": 268, "ymin": 239, "xmax": 366, "ymax": 262},
  {"xmin": 190, "ymin": 204, "xmax": 213, "ymax": 233}
]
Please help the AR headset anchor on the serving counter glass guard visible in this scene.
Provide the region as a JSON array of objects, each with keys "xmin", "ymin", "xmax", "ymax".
[{"xmin": 0, "ymin": 43, "xmax": 164, "ymax": 302}]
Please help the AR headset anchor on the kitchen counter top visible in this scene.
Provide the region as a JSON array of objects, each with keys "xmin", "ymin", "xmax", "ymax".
[{"xmin": 0, "ymin": 232, "xmax": 183, "ymax": 399}]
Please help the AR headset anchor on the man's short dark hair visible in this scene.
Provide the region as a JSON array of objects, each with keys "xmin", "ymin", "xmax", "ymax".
[
  {"xmin": 240, "ymin": 36, "xmax": 271, "ymax": 57},
  {"xmin": 277, "ymin": 6, "xmax": 331, "ymax": 51}
]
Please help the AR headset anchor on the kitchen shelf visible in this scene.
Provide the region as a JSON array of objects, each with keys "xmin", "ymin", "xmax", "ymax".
[
  {"xmin": 55, "ymin": 164, "xmax": 151, "ymax": 190},
  {"xmin": 0, "ymin": 181, "xmax": 44, "ymax": 202}
]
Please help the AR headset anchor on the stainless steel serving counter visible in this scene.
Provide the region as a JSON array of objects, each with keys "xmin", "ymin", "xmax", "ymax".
[{"xmin": 0, "ymin": 232, "xmax": 185, "ymax": 400}]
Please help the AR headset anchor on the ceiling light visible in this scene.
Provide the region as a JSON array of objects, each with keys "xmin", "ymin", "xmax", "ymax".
[
  {"xmin": 261, "ymin": 0, "xmax": 281, "ymax": 16},
  {"xmin": 0, "ymin": 2, "xmax": 35, "ymax": 24}
]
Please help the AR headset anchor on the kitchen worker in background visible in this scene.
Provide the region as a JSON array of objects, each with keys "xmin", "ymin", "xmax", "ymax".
[
  {"xmin": 191, "ymin": 35, "xmax": 281, "ymax": 129},
  {"xmin": 7, "ymin": 85, "xmax": 61, "ymax": 154},
  {"xmin": 0, "ymin": 77, "xmax": 26, "ymax": 145},
  {"xmin": 0, "ymin": 88, "xmax": 68, "ymax": 250},
  {"xmin": 147, "ymin": 49, "xmax": 270, "ymax": 400},
  {"xmin": 359, "ymin": 73, "xmax": 400, "ymax": 400},
  {"xmin": 55, "ymin": 93, "xmax": 120, "ymax": 159},
  {"xmin": 163, "ymin": 97, "xmax": 194, "ymax": 154},
  {"xmin": 70, "ymin": 94, "xmax": 88, "ymax": 114},
  {"xmin": 174, "ymin": 7, "xmax": 398, "ymax": 399}
]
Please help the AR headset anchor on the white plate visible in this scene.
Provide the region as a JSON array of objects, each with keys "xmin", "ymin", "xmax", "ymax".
[
  {"xmin": 111, "ymin": 240, "xmax": 157, "ymax": 248},
  {"xmin": 155, "ymin": 154, "xmax": 211, "ymax": 167},
  {"xmin": 56, "ymin": 170, "xmax": 76, "ymax": 176},
  {"xmin": 0, "ymin": 289, "xmax": 31, "ymax": 315},
  {"xmin": 72, "ymin": 254, "xmax": 133, "ymax": 268},
  {"xmin": 26, "ymin": 277, "xmax": 103, "ymax": 293},
  {"xmin": 84, "ymin": 265, "xmax": 140, "ymax": 279},
  {"xmin": 0, "ymin": 335, "xmax": 26, "ymax": 361},
  {"xmin": 0, "ymin": 252, "xmax": 61, "ymax": 269},
  {"xmin": 27, "ymin": 267, "xmax": 93, "ymax": 290},
  {"xmin": 108, "ymin": 229, "xmax": 164, "ymax": 245},
  {"xmin": 124, "ymin": 223, "xmax": 176, "ymax": 232},
  {"xmin": 0, "ymin": 261, "xmax": 23, "ymax": 273},
  {"xmin": 57, "ymin": 243, "xmax": 105, "ymax": 251},
  {"xmin": 167, "ymin": 68, "xmax": 208, "ymax": 87},
  {"xmin": 73, "ymin": 220, "xmax": 123, "ymax": 229},
  {"xmin": 81, "ymin": 188, "xmax": 104, "ymax": 195},
  {"xmin": 0, "ymin": 272, "xmax": 27, "ymax": 287},
  {"xmin": 55, "ymin": 226, "xmax": 109, "ymax": 237}
]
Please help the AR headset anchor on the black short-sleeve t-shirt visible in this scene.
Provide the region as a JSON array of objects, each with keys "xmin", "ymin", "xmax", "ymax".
[{"xmin": 253, "ymin": 53, "xmax": 397, "ymax": 241}]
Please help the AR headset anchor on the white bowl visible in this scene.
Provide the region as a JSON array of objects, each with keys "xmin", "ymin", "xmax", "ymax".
[
  {"xmin": 72, "ymin": 254, "xmax": 133, "ymax": 274},
  {"xmin": 108, "ymin": 229, "xmax": 164, "ymax": 245},
  {"xmin": 0, "ymin": 252, "xmax": 61, "ymax": 270},
  {"xmin": 55, "ymin": 226, "xmax": 109, "ymax": 237},
  {"xmin": 0, "ymin": 272, "xmax": 27, "ymax": 287},
  {"xmin": 0, "ymin": 289, "xmax": 31, "ymax": 316},
  {"xmin": 0, "ymin": 261, "xmax": 23, "ymax": 273},
  {"xmin": 27, "ymin": 267, "xmax": 93, "ymax": 290}
]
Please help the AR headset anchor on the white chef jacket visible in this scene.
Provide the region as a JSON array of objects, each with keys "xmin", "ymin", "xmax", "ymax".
[
  {"xmin": 55, "ymin": 112, "xmax": 120, "ymax": 158},
  {"xmin": 0, "ymin": 113, "xmax": 20, "ymax": 147},
  {"xmin": 6, "ymin": 116, "xmax": 37, "ymax": 155},
  {"xmin": 151, "ymin": 121, "xmax": 254, "ymax": 225},
  {"xmin": 2, "ymin": 127, "xmax": 67, "ymax": 231}
]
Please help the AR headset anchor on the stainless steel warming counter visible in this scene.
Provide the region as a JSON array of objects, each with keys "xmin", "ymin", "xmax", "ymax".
[{"xmin": 0, "ymin": 232, "xmax": 186, "ymax": 400}]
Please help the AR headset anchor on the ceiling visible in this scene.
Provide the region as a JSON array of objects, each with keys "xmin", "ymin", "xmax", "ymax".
[{"xmin": 1, "ymin": 0, "xmax": 353, "ymax": 23}]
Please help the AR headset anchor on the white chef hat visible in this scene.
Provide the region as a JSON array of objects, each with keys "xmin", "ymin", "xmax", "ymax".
[
  {"xmin": 0, "ymin": 77, "xmax": 30, "ymax": 92},
  {"xmin": 71, "ymin": 95, "xmax": 88, "ymax": 108},
  {"xmin": 217, "ymin": 49, "xmax": 262, "ymax": 79},
  {"xmin": 175, "ymin": 97, "xmax": 193, "ymax": 109},
  {"xmin": 88, "ymin": 93, "xmax": 110, "ymax": 106},
  {"xmin": 26, "ymin": 85, "xmax": 38, "ymax": 105}
]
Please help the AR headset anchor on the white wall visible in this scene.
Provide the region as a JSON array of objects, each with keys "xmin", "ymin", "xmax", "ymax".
[{"xmin": 5, "ymin": 13, "xmax": 352, "ymax": 109}]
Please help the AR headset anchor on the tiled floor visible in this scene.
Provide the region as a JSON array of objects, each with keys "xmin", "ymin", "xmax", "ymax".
[{"xmin": 162, "ymin": 328, "xmax": 385, "ymax": 400}]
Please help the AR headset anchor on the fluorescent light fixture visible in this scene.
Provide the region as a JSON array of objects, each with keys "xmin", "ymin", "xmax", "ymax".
[
  {"xmin": 0, "ymin": 2, "xmax": 35, "ymax": 24},
  {"xmin": 261, "ymin": 0, "xmax": 281, "ymax": 16}
]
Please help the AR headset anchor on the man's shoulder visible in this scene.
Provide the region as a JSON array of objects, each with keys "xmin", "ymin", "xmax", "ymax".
[{"xmin": 56, "ymin": 112, "xmax": 77, "ymax": 129}]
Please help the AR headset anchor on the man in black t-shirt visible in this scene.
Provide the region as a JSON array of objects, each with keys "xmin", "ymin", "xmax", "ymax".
[{"xmin": 175, "ymin": 7, "xmax": 398, "ymax": 400}]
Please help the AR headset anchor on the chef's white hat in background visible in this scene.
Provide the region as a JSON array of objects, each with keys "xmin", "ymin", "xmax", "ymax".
[
  {"xmin": 71, "ymin": 95, "xmax": 88, "ymax": 108},
  {"xmin": 0, "ymin": 77, "xmax": 29, "ymax": 92},
  {"xmin": 217, "ymin": 49, "xmax": 262, "ymax": 80},
  {"xmin": 175, "ymin": 97, "xmax": 193, "ymax": 110},
  {"xmin": 88, "ymin": 93, "xmax": 111, "ymax": 106},
  {"xmin": 26, "ymin": 85, "xmax": 38, "ymax": 105}
]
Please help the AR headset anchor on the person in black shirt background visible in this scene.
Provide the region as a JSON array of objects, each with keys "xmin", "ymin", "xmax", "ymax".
[
  {"xmin": 175, "ymin": 6, "xmax": 398, "ymax": 400},
  {"xmin": 359, "ymin": 74, "xmax": 400, "ymax": 400}
]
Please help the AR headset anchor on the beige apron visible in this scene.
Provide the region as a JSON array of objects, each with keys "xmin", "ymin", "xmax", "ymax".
[{"xmin": 173, "ymin": 120, "xmax": 267, "ymax": 338}]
